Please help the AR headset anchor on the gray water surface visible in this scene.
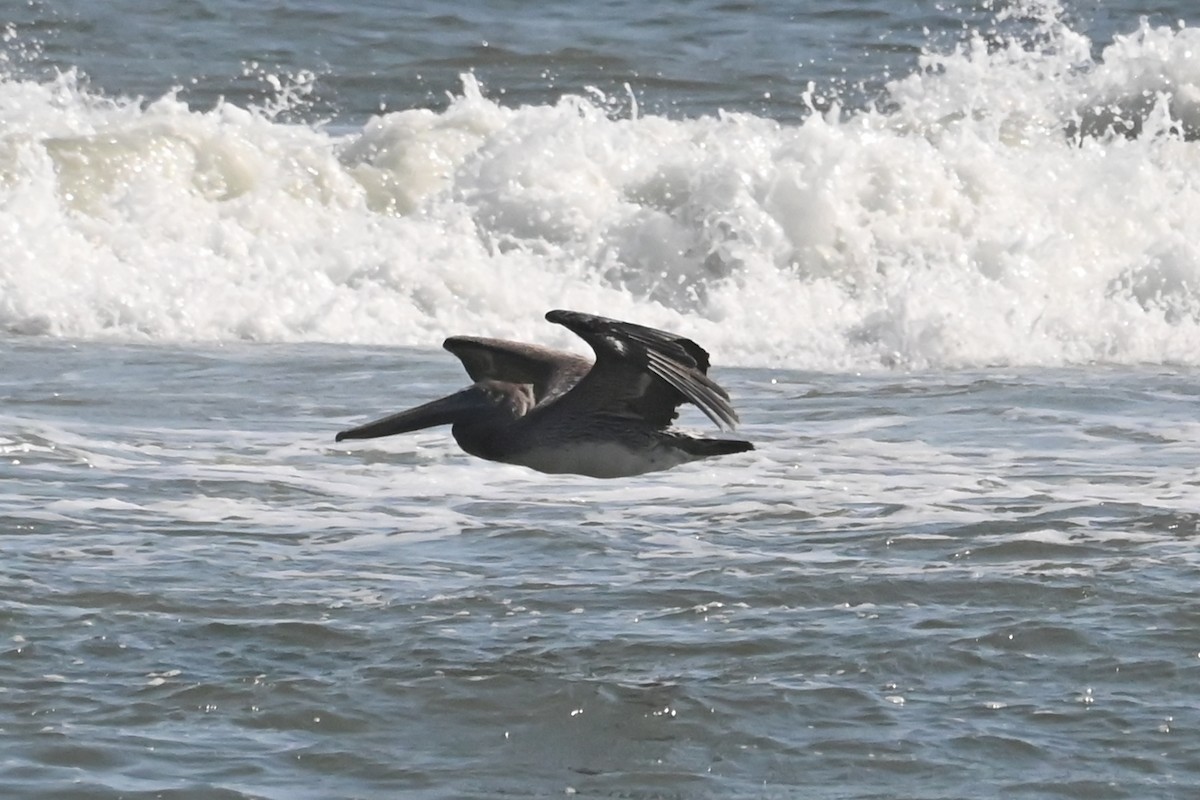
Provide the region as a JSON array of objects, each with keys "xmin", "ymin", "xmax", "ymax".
[
  {"xmin": 4, "ymin": 340, "xmax": 1199, "ymax": 798},
  {"xmin": 7, "ymin": 0, "xmax": 1198, "ymax": 121}
]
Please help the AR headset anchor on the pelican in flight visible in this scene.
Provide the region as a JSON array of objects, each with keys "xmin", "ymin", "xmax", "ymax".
[{"xmin": 335, "ymin": 310, "xmax": 753, "ymax": 477}]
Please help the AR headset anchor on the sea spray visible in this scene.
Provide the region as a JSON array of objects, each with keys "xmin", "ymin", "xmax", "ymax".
[{"xmin": 1, "ymin": 4, "xmax": 1198, "ymax": 370}]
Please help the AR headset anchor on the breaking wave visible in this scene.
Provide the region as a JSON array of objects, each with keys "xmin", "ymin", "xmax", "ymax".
[{"xmin": 2, "ymin": 1, "xmax": 1199, "ymax": 369}]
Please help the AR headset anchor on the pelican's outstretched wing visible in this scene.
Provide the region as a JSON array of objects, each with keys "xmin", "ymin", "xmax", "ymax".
[
  {"xmin": 543, "ymin": 309, "xmax": 740, "ymax": 430},
  {"xmin": 443, "ymin": 336, "xmax": 591, "ymax": 404}
]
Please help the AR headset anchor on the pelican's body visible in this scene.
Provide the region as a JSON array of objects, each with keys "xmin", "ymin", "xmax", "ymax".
[{"xmin": 335, "ymin": 310, "xmax": 753, "ymax": 478}]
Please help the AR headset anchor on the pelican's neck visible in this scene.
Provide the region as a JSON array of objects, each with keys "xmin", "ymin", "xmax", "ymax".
[{"xmin": 451, "ymin": 413, "xmax": 523, "ymax": 463}]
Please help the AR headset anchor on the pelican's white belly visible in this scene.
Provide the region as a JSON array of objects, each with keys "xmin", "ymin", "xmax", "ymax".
[{"xmin": 509, "ymin": 441, "xmax": 697, "ymax": 478}]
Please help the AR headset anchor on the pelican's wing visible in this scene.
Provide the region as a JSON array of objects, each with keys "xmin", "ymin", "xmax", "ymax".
[
  {"xmin": 443, "ymin": 336, "xmax": 591, "ymax": 403},
  {"xmin": 543, "ymin": 309, "xmax": 740, "ymax": 430}
]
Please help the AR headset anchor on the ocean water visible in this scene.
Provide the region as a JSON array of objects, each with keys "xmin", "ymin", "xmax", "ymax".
[{"xmin": 3, "ymin": 0, "xmax": 1200, "ymax": 797}]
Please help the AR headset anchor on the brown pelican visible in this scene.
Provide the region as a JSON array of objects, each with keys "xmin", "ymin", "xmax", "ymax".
[{"xmin": 335, "ymin": 310, "xmax": 753, "ymax": 478}]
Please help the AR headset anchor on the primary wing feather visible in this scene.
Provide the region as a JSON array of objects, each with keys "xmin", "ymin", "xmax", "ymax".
[{"xmin": 544, "ymin": 310, "xmax": 740, "ymax": 431}]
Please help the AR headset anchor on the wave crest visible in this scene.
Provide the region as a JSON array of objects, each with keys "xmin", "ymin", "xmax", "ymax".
[{"xmin": 2, "ymin": 9, "xmax": 1200, "ymax": 370}]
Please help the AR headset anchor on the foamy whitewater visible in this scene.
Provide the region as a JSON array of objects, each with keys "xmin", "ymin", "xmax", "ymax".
[{"xmin": 2, "ymin": 1, "xmax": 1199, "ymax": 368}]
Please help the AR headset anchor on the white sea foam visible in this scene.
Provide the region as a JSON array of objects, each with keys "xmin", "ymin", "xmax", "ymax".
[{"xmin": 1, "ymin": 4, "xmax": 1199, "ymax": 370}]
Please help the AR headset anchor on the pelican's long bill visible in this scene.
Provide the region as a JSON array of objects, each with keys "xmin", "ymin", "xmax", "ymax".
[{"xmin": 335, "ymin": 388, "xmax": 489, "ymax": 442}]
